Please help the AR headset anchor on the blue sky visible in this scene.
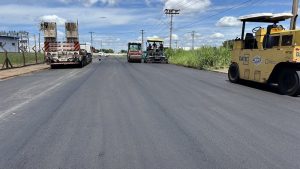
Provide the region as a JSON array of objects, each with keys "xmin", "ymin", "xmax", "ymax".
[{"xmin": 0, "ymin": 0, "xmax": 296, "ymax": 51}]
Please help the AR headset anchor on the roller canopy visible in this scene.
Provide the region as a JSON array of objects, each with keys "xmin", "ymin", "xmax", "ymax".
[{"xmin": 239, "ymin": 13, "xmax": 293, "ymax": 23}]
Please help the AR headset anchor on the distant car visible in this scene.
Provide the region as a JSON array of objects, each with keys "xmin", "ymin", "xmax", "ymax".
[{"xmin": 98, "ymin": 52, "xmax": 104, "ymax": 56}]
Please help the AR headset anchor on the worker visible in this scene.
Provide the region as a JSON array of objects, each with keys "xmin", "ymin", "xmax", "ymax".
[
  {"xmin": 159, "ymin": 43, "xmax": 164, "ymax": 51},
  {"xmin": 159, "ymin": 43, "xmax": 164, "ymax": 55},
  {"xmin": 153, "ymin": 42, "xmax": 157, "ymax": 50},
  {"xmin": 147, "ymin": 43, "xmax": 152, "ymax": 51}
]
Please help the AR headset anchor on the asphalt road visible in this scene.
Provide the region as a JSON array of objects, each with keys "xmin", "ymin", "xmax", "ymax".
[{"xmin": 0, "ymin": 56, "xmax": 300, "ymax": 169}]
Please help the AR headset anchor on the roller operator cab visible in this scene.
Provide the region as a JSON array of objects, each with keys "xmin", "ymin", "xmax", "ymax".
[
  {"xmin": 127, "ymin": 42, "xmax": 142, "ymax": 63},
  {"xmin": 229, "ymin": 13, "xmax": 300, "ymax": 96}
]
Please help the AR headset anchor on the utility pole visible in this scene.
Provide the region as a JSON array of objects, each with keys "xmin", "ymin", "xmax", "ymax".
[
  {"xmin": 141, "ymin": 30, "xmax": 145, "ymax": 50},
  {"xmin": 100, "ymin": 40, "xmax": 103, "ymax": 52},
  {"xmin": 89, "ymin": 32, "xmax": 95, "ymax": 47},
  {"xmin": 165, "ymin": 9, "xmax": 180, "ymax": 49},
  {"xmin": 191, "ymin": 31, "xmax": 195, "ymax": 50},
  {"xmin": 34, "ymin": 34, "xmax": 37, "ymax": 63},
  {"xmin": 38, "ymin": 32, "xmax": 41, "ymax": 53},
  {"xmin": 175, "ymin": 40, "xmax": 178, "ymax": 49},
  {"xmin": 290, "ymin": 0, "xmax": 299, "ymax": 30}
]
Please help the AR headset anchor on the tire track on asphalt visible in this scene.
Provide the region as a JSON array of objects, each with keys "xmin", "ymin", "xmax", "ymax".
[{"xmin": 0, "ymin": 64, "xmax": 96, "ymax": 121}]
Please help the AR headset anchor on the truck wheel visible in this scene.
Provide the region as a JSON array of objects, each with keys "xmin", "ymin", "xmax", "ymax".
[
  {"xmin": 228, "ymin": 63, "xmax": 239, "ymax": 83},
  {"xmin": 79, "ymin": 61, "xmax": 84, "ymax": 68},
  {"xmin": 278, "ymin": 69, "xmax": 300, "ymax": 96}
]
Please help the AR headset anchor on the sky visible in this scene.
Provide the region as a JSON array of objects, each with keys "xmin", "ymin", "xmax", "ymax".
[{"xmin": 0, "ymin": 0, "xmax": 296, "ymax": 51}]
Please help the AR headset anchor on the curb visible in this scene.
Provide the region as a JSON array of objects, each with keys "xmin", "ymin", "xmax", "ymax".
[
  {"xmin": 169, "ymin": 63, "xmax": 228, "ymax": 74},
  {"xmin": 209, "ymin": 69, "xmax": 228, "ymax": 74},
  {"xmin": 0, "ymin": 66, "xmax": 49, "ymax": 80}
]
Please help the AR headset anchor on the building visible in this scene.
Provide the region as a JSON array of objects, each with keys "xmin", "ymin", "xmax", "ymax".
[
  {"xmin": 0, "ymin": 31, "xmax": 29, "ymax": 52},
  {"xmin": 0, "ymin": 35, "xmax": 19, "ymax": 52}
]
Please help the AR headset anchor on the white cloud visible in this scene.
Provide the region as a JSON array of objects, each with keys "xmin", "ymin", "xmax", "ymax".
[
  {"xmin": 84, "ymin": 0, "xmax": 99, "ymax": 6},
  {"xmin": 183, "ymin": 32, "xmax": 202, "ymax": 40},
  {"xmin": 172, "ymin": 34, "xmax": 178, "ymax": 40},
  {"xmin": 0, "ymin": 5, "xmax": 140, "ymax": 28},
  {"xmin": 147, "ymin": 35, "xmax": 160, "ymax": 39},
  {"xmin": 164, "ymin": 34, "xmax": 179, "ymax": 43},
  {"xmin": 145, "ymin": 0, "xmax": 151, "ymax": 6},
  {"xmin": 40, "ymin": 15, "xmax": 66, "ymax": 25},
  {"xmin": 101, "ymin": 0, "xmax": 118, "ymax": 5},
  {"xmin": 59, "ymin": 0, "xmax": 119, "ymax": 6},
  {"xmin": 59, "ymin": 0, "xmax": 72, "ymax": 3},
  {"xmin": 216, "ymin": 16, "xmax": 241, "ymax": 27},
  {"xmin": 164, "ymin": 0, "xmax": 211, "ymax": 13},
  {"xmin": 210, "ymin": 33, "xmax": 225, "ymax": 39}
]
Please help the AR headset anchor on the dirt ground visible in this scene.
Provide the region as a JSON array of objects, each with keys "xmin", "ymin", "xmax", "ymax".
[{"xmin": 0, "ymin": 64, "xmax": 49, "ymax": 80}]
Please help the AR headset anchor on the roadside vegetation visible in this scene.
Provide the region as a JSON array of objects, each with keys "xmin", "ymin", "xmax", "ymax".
[
  {"xmin": 166, "ymin": 46, "xmax": 231, "ymax": 70},
  {"xmin": 0, "ymin": 52, "xmax": 45, "ymax": 68}
]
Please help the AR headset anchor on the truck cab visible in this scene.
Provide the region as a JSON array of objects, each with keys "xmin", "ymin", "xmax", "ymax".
[{"xmin": 229, "ymin": 13, "xmax": 300, "ymax": 95}]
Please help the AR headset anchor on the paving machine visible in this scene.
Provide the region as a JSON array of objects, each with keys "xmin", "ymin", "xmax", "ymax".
[{"xmin": 144, "ymin": 38, "xmax": 168, "ymax": 64}]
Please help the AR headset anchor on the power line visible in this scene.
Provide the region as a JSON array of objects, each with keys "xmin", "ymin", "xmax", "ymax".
[
  {"xmin": 175, "ymin": 0, "xmax": 257, "ymax": 30},
  {"xmin": 175, "ymin": 0, "xmax": 204, "ymax": 12}
]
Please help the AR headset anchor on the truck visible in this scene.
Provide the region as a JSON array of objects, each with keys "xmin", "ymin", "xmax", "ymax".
[
  {"xmin": 127, "ymin": 42, "xmax": 142, "ymax": 63},
  {"xmin": 228, "ymin": 11, "xmax": 300, "ymax": 96},
  {"xmin": 80, "ymin": 43, "xmax": 93, "ymax": 64},
  {"xmin": 41, "ymin": 22, "xmax": 89, "ymax": 68},
  {"xmin": 144, "ymin": 38, "xmax": 168, "ymax": 64}
]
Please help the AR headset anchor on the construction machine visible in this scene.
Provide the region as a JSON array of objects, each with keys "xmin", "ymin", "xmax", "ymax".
[
  {"xmin": 127, "ymin": 42, "xmax": 142, "ymax": 63},
  {"xmin": 144, "ymin": 38, "xmax": 168, "ymax": 64},
  {"xmin": 228, "ymin": 10, "xmax": 300, "ymax": 96}
]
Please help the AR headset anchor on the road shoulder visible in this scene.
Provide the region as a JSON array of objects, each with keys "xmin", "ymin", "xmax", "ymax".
[
  {"xmin": 210, "ymin": 68, "xmax": 228, "ymax": 74},
  {"xmin": 0, "ymin": 64, "xmax": 49, "ymax": 80}
]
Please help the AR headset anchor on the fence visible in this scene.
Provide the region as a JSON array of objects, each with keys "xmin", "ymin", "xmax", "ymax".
[{"xmin": 0, "ymin": 52, "xmax": 45, "ymax": 70}]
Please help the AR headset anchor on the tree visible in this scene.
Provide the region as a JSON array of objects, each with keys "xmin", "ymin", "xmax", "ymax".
[
  {"xmin": 99, "ymin": 49, "xmax": 114, "ymax": 53},
  {"xmin": 120, "ymin": 50, "xmax": 127, "ymax": 53},
  {"xmin": 222, "ymin": 40, "xmax": 234, "ymax": 49}
]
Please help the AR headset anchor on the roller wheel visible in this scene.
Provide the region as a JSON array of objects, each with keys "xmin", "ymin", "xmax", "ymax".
[
  {"xmin": 228, "ymin": 63, "xmax": 240, "ymax": 83},
  {"xmin": 278, "ymin": 69, "xmax": 300, "ymax": 96}
]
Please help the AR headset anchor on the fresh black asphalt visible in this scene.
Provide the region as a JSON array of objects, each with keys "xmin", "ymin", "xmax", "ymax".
[{"xmin": 0, "ymin": 57, "xmax": 300, "ymax": 169}]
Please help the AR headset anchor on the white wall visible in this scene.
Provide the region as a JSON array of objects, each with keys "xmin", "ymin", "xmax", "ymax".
[{"xmin": 0, "ymin": 37, "xmax": 19, "ymax": 52}]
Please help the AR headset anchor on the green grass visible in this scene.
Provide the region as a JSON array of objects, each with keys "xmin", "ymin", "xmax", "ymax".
[
  {"xmin": 166, "ymin": 46, "xmax": 231, "ymax": 70},
  {"xmin": 0, "ymin": 52, "xmax": 45, "ymax": 68}
]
